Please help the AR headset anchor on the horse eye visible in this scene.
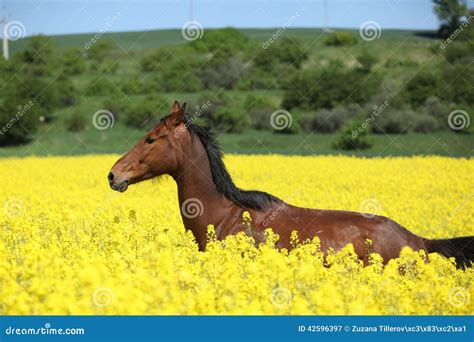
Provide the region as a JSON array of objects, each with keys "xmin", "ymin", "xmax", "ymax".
[{"xmin": 145, "ymin": 136, "xmax": 155, "ymax": 144}]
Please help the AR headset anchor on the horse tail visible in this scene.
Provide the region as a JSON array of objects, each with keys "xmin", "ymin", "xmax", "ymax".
[{"xmin": 426, "ymin": 236, "xmax": 474, "ymax": 269}]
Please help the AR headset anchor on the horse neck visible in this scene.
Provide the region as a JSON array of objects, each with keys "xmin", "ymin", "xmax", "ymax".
[{"xmin": 172, "ymin": 136, "xmax": 227, "ymax": 248}]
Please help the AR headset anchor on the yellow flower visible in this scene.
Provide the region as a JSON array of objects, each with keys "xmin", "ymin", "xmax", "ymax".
[{"xmin": 0, "ymin": 155, "xmax": 472, "ymax": 314}]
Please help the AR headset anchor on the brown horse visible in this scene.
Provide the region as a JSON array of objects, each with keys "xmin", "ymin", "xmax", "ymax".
[{"xmin": 109, "ymin": 101, "xmax": 473, "ymax": 268}]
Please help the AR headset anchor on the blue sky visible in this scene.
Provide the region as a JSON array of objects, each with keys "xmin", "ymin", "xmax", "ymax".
[{"xmin": 2, "ymin": 0, "xmax": 474, "ymax": 37}]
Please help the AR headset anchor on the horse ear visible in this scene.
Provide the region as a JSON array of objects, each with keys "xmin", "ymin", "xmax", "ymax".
[
  {"xmin": 171, "ymin": 100, "xmax": 180, "ymax": 113},
  {"xmin": 174, "ymin": 102, "xmax": 186, "ymax": 125}
]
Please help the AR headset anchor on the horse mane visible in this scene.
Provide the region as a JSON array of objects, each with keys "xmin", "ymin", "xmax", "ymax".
[{"xmin": 181, "ymin": 114, "xmax": 281, "ymax": 210}]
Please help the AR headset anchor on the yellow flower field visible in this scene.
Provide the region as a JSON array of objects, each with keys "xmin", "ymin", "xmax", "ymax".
[{"xmin": 0, "ymin": 155, "xmax": 473, "ymax": 315}]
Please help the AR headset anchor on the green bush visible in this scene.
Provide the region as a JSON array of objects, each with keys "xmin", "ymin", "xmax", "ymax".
[
  {"xmin": 236, "ymin": 68, "xmax": 276, "ymax": 90},
  {"xmin": 196, "ymin": 92, "xmax": 229, "ymax": 116},
  {"xmin": 368, "ymin": 82, "xmax": 408, "ymax": 110},
  {"xmin": 304, "ymin": 109, "xmax": 347, "ymax": 133},
  {"xmin": 300, "ymin": 105, "xmax": 359, "ymax": 133},
  {"xmin": 443, "ymin": 42, "xmax": 473, "ymax": 64},
  {"xmin": 210, "ymin": 107, "xmax": 250, "ymax": 133},
  {"xmin": 324, "ymin": 31, "xmax": 358, "ymax": 47},
  {"xmin": 140, "ymin": 75, "xmax": 162, "ymax": 94},
  {"xmin": 18, "ymin": 35, "xmax": 56, "ymax": 67},
  {"xmin": 140, "ymin": 48, "xmax": 176, "ymax": 72},
  {"xmin": 85, "ymin": 39, "xmax": 115, "ymax": 63},
  {"xmin": 54, "ymin": 75, "xmax": 76, "ymax": 107},
  {"xmin": 190, "ymin": 28, "xmax": 249, "ymax": 55},
  {"xmin": 86, "ymin": 77, "xmax": 121, "ymax": 96},
  {"xmin": 60, "ymin": 47, "xmax": 87, "ymax": 75},
  {"xmin": 422, "ymin": 96, "xmax": 449, "ymax": 123},
  {"xmin": 405, "ymin": 71, "xmax": 442, "ymax": 107},
  {"xmin": 412, "ymin": 114, "xmax": 439, "ymax": 133},
  {"xmin": 0, "ymin": 101, "xmax": 38, "ymax": 146},
  {"xmin": 195, "ymin": 92, "xmax": 251, "ymax": 132},
  {"xmin": 442, "ymin": 63, "xmax": 474, "ymax": 105},
  {"xmin": 121, "ymin": 77, "xmax": 144, "ymax": 95},
  {"xmin": 124, "ymin": 96, "xmax": 168, "ymax": 129},
  {"xmin": 333, "ymin": 119, "xmax": 373, "ymax": 150},
  {"xmin": 255, "ymin": 36, "xmax": 308, "ymax": 70},
  {"xmin": 66, "ymin": 111, "xmax": 87, "ymax": 132},
  {"xmin": 383, "ymin": 56, "xmax": 417, "ymax": 68},
  {"xmin": 372, "ymin": 109, "xmax": 415, "ymax": 134},
  {"xmin": 103, "ymin": 98, "xmax": 129, "ymax": 121},
  {"xmin": 249, "ymin": 107, "xmax": 275, "ymax": 130},
  {"xmin": 356, "ymin": 49, "xmax": 378, "ymax": 72},
  {"xmin": 244, "ymin": 94, "xmax": 275, "ymax": 130},
  {"xmin": 198, "ymin": 57, "xmax": 246, "ymax": 90},
  {"xmin": 152, "ymin": 57, "xmax": 204, "ymax": 93},
  {"xmin": 243, "ymin": 94, "xmax": 272, "ymax": 110},
  {"xmin": 91, "ymin": 59, "xmax": 119, "ymax": 74},
  {"xmin": 282, "ymin": 62, "xmax": 378, "ymax": 110}
]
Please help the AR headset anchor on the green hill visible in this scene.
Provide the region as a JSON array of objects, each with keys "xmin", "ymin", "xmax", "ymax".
[{"xmin": 9, "ymin": 27, "xmax": 437, "ymax": 54}]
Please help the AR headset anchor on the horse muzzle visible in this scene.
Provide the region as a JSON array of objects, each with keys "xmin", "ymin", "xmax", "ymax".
[{"xmin": 108, "ymin": 172, "xmax": 129, "ymax": 192}]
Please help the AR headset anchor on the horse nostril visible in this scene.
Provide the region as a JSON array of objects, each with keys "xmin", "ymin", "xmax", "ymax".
[{"xmin": 108, "ymin": 172, "xmax": 115, "ymax": 183}]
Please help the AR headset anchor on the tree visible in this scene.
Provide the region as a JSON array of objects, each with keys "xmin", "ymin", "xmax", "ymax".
[
  {"xmin": 0, "ymin": 76, "xmax": 41, "ymax": 146},
  {"xmin": 432, "ymin": 0, "xmax": 468, "ymax": 38},
  {"xmin": 254, "ymin": 36, "xmax": 308, "ymax": 70},
  {"xmin": 19, "ymin": 35, "xmax": 56, "ymax": 66}
]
